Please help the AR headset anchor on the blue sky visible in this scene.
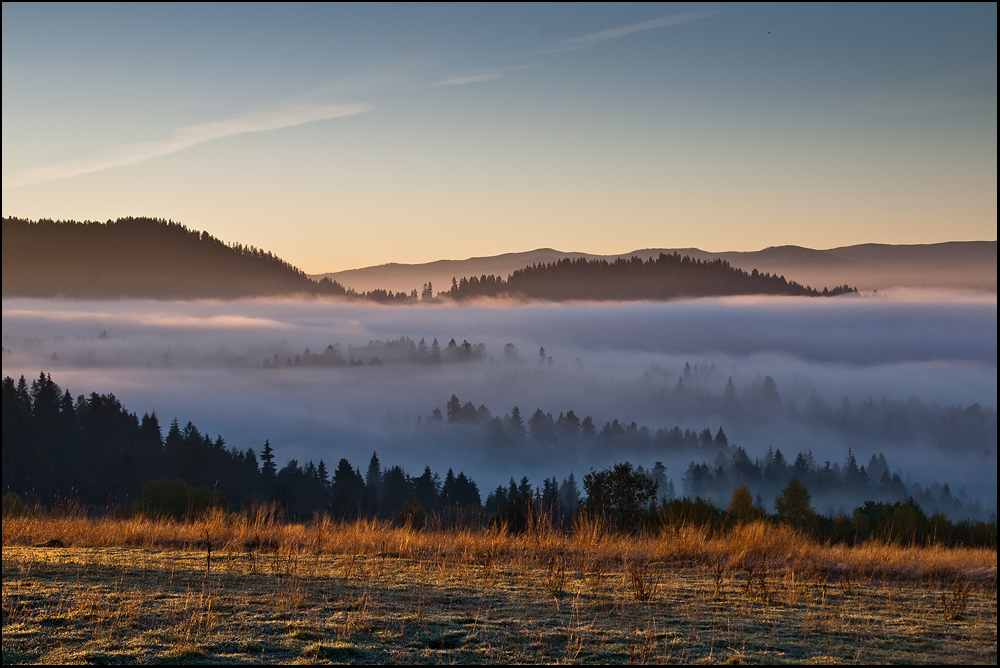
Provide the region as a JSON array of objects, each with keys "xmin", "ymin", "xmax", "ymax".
[{"xmin": 2, "ymin": 3, "xmax": 996, "ymax": 272}]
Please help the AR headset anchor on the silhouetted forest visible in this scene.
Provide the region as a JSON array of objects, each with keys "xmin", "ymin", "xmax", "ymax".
[
  {"xmin": 3, "ymin": 217, "xmax": 857, "ymax": 302},
  {"xmin": 257, "ymin": 336, "xmax": 487, "ymax": 368},
  {"xmin": 1, "ymin": 373, "xmax": 486, "ymax": 520},
  {"xmin": 1, "ymin": 217, "xmax": 419, "ymax": 301},
  {"xmin": 445, "ymin": 254, "xmax": 857, "ymax": 301},
  {"xmin": 2, "ymin": 217, "xmax": 349, "ymax": 299},
  {"xmin": 4, "ymin": 372, "xmax": 995, "ymax": 547},
  {"xmin": 425, "ymin": 391, "xmax": 995, "ymax": 523},
  {"xmin": 253, "ymin": 342, "xmax": 994, "ymax": 464}
]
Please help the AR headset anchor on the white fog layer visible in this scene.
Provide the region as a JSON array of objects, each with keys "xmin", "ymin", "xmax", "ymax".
[{"xmin": 2, "ymin": 293, "xmax": 996, "ymax": 513}]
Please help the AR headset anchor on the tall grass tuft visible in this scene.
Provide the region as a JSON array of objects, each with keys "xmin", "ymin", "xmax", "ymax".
[{"xmin": 2, "ymin": 509, "xmax": 995, "ymax": 583}]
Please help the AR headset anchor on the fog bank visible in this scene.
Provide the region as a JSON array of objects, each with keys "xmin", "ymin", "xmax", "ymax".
[{"xmin": 3, "ymin": 293, "xmax": 996, "ymax": 510}]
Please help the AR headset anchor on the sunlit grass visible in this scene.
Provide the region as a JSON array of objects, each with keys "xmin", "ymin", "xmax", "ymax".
[
  {"xmin": 3, "ymin": 511, "xmax": 996, "ymax": 664},
  {"xmin": 4, "ymin": 510, "xmax": 995, "ymax": 582}
]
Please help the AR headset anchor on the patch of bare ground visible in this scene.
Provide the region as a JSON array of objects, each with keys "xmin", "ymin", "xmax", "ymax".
[{"xmin": 3, "ymin": 513, "xmax": 996, "ymax": 664}]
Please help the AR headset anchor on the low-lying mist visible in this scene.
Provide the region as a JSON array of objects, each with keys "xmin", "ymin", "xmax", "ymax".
[{"xmin": 2, "ymin": 291, "xmax": 996, "ymax": 513}]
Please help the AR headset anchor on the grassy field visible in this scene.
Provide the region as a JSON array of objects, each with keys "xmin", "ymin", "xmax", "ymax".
[{"xmin": 3, "ymin": 512, "xmax": 997, "ymax": 664}]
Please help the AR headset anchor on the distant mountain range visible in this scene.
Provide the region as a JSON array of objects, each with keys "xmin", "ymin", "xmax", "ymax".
[
  {"xmin": 3, "ymin": 217, "xmax": 993, "ymax": 300},
  {"xmin": 313, "ymin": 242, "xmax": 997, "ymax": 294}
]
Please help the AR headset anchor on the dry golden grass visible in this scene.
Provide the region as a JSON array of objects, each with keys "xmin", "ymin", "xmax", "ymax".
[
  {"xmin": 3, "ymin": 511, "xmax": 996, "ymax": 664},
  {"xmin": 3, "ymin": 510, "xmax": 995, "ymax": 583}
]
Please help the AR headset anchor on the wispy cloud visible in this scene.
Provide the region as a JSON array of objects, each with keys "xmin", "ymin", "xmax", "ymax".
[
  {"xmin": 542, "ymin": 10, "xmax": 719, "ymax": 53},
  {"xmin": 427, "ymin": 65, "xmax": 536, "ymax": 88},
  {"xmin": 2, "ymin": 101, "xmax": 373, "ymax": 190},
  {"xmin": 428, "ymin": 73, "xmax": 504, "ymax": 87}
]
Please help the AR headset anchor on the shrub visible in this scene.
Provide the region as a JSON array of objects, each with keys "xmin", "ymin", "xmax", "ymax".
[
  {"xmin": 3, "ymin": 492, "xmax": 27, "ymax": 517},
  {"xmin": 135, "ymin": 479, "xmax": 228, "ymax": 521},
  {"xmin": 774, "ymin": 479, "xmax": 817, "ymax": 526},
  {"xmin": 656, "ymin": 497, "xmax": 724, "ymax": 532},
  {"xmin": 726, "ymin": 485, "xmax": 765, "ymax": 524},
  {"xmin": 582, "ymin": 462, "xmax": 658, "ymax": 529},
  {"xmin": 852, "ymin": 498, "xmax": 930, "ymax": 544}
]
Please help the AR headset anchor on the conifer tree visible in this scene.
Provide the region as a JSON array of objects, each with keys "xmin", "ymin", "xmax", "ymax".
[
  {"xmin": 365, "ymin": 452, "xmax": 381, "ymax": 489},
  {"xmin": 260, "ymin": 440, "xmax": 277, "ymax": 479}
]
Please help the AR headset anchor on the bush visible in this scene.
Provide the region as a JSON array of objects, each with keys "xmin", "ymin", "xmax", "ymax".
[
  {"xmin": 135, "ymin": 479, "xmax": 228, "ymax": 521},
  {"xmin": 726, "ymin": 485, "xmax": 765, "ymax": 524},
  {"xmin": 582, "ymin": 462, "xmax": 658, "ymax": 529},
  {"xmin": 656, "ymin": 497, "xmax": 724, "ymax": 531},
  {"xmin": 774, "ymin": 479, "xmax": 817, "ymax": 526},
  {"xmin": 3, "ymin": 492, "xmax": 27, "ymax": 517}
]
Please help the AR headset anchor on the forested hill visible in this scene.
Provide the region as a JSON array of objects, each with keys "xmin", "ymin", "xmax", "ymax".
[
  {"xmin": 446, "ymin": 254, "xmax": 857, "ymax": 301},
  {"xmin": 3, "ymin": 217, "xmax": 855, "ymax": 301},
  {"xmin": 1, "ymin": 217, "xmax": 352, "ymax": 299}
]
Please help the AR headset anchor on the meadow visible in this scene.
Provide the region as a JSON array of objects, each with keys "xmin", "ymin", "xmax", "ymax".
[{"xmin": 3, "ymin": 509, "xmax": 996, "ymax": 664}]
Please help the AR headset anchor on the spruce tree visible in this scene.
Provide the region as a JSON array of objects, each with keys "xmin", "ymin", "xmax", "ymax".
[
  {"xmin": 260, "ymin": 440, "xmax": 277, "ymax": 479},
  {"xmin": 365, "ymin": 452, "xmax": 381, "ymax": 489}
]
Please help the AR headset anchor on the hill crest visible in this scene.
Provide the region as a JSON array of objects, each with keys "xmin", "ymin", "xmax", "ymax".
[{"xmin": 313, "ymin": 242, "xmax": 996, "ymax": 293}]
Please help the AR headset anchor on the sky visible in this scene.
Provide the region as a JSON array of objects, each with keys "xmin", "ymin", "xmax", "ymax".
[{"xmin": 2, "ymin": 3, "xmax": 996, "ymax": 273}]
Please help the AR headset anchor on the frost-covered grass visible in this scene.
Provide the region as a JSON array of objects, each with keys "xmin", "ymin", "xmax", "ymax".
[{"xmin": 2, "ymin": 513, "xmax": 996, "ymax": 664}]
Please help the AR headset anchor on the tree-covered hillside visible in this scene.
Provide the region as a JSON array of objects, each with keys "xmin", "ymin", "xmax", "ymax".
[
  {"xmin": 3, "ymin": 217, "xmax": 857, "ymax": 301},
  {"xmin": 446, "ymin": 254, "xmax": 856, "ymax": 301},
  {"xmin": 2, "ymin": 217, "xmax": 350, "ymax": 299}
]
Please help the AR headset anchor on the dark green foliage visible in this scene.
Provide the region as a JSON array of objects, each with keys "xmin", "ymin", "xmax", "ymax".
[
  {"xmin": 380, "ymin": 465, "xmax": 411, "ymax": 519},
  {"xmin": 440, "ymin": 469, "xmax": 482, "ymax": 508},
  {"xmin": 656, "ymin": 497, "xmax": 725, "ymax": 531},
  {"xmin": 774, "ymin": 478, "xmax": 818, "ymax": 526},
  {"xmin": 135, "ymin": 479, "xmax": 228, "ymax": 520},
  {"xmin": 486, "ymin": 476, "xmax": 542, "ymax": 533},
  {"xmin": 852, "ymin": 498, "xmax": 930, "ymax": 543},
  {"xmin": 331, "ymin": 458, "xmax": 366, "ymax": 518},
  {"xmin": 582, "ymin": 462, "xmax": 658, "ymax": 528},
  {"xmin": 726, "ymin": 485, "xmax": 764, "ymax": 523},
  {"xmin": 815, "ymin": 500, "xmax": 997, "ymax": 548}
]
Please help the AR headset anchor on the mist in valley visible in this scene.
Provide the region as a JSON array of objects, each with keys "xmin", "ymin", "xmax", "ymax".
[{"xmin": 2, "ymin": 291, "xmax": 996, "ymax": 517}]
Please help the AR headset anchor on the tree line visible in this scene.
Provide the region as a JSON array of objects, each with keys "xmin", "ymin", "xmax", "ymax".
[
  {"xmin": 1, "ymin": 217, "xmax": 352, "ymax": 299},
  {"xmin": 3, "ymin": 373, "xmax": 994, "ymax": 547},
  {"xmin": 428, "ymin": 391, "xmax": 994, "ymax": 522},
  {"xmin": 259, "ymin": 336, "xmax": 487, "ymax": 368},
  {"xmin": 443, "ymin": 253, "xmax": 857, "ymax": 301},
  {"xmin": 3, "ymin": 218, "xmax": 857, "ymax": 303}
]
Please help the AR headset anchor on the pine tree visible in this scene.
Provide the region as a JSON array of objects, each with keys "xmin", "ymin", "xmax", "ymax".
[
  {"xmin": 441, "ymin": 468, "xmax": 457, "ymax": 506},
  {"xmin": 508, "ymin": 406, "xmax": 525, "ymax": 438},
  {"xmin": 446, "ymin": 395, "xmax": 462, "ymax": 422},
  {"xmin": 559, "ymin": 472, "xmax": 580, "ymax": 512},
  {"xmin": 365, "ymin": 452, "xmax": 381, "ymax": 489},
  {"xmin": 317, "ymin": 459, "xmax": 330, "ymax": 491},
  {"xmin": 260, "ymin": 440, "xmax": 277, "ymax": 479},
  {"xmin": 723, "ymin": 377, "xmax": 738, "ymax": 413}
]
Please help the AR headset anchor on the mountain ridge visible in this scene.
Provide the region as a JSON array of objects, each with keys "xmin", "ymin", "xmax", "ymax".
[
  {"xmin": 3, "ymin": 217, "xmax": 992, "ymax": 299},
  {"xmin": 313, "ymin": 241, "xmax": 997, "ymax": 293}
]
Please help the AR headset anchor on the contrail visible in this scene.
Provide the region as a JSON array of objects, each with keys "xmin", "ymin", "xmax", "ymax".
[{"xmin": 3, "ymin": 101, "xmax": 373, "ymax": 189}]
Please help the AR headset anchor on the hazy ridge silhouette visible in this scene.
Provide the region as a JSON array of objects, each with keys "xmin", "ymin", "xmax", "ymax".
[
  {"xmin": 2, "ymin": 217, "xmax": 350, "ymax": 299},
  {"xmin": 315, "ymin": 242, "xmax": 997, "ymax": 294},
  {"xmin": 6, "ymin": 216, "xmax": 990, "ymax": 301}
]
